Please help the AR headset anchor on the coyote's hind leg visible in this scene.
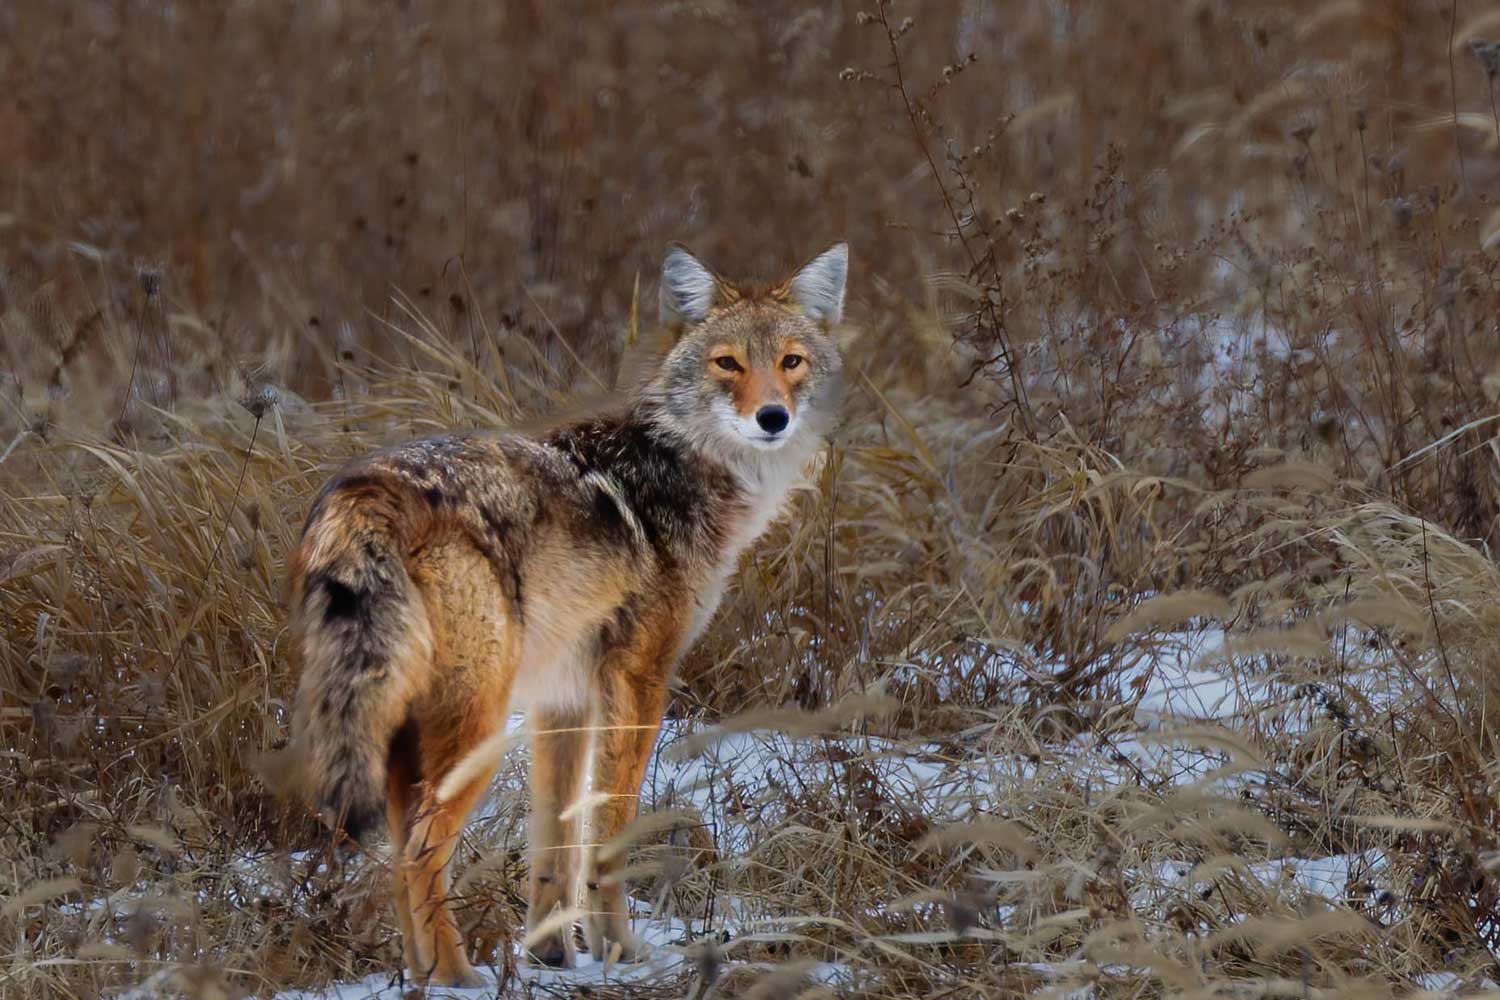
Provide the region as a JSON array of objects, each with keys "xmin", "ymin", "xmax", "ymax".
[
  {"xmin": 384, "ymin": 719, "xmax": 424, "ymax": 977},
  {"xmin": 401, "ymin": 707, "xmax": 505, "ymax": 988},
  {"xmin": 397, "ymin": 542, "xmax": 517, "ymax": 988}
]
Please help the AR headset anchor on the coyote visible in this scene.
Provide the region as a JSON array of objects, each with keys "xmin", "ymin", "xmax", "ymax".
[{"xmin": 284, "ymin": 243, "xmax": 847, "ymax": 985}]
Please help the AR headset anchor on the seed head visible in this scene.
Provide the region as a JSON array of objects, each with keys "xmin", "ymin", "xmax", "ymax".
[
  {"xmin": 136, "ymin": 264, "xmax": 163, "ymax": 302},
  {"xmin": 238, "ymin": 384, "xmax": 279, "ymax": 420}
]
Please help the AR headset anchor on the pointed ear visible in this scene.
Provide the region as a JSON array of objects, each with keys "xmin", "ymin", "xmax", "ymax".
[
  {"xmin": 785, "ymin": 242, "xmax": 848, "ymax": 326},
  {"xmin": 660, "ymin": 244, "xmax": 730, "ymax": 326}
]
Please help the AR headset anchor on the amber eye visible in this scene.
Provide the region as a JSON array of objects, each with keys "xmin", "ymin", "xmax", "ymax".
[
  {"xmin": 713, "ymin": 356, "xmax": 744, "ymax": 373},
  {"xmin": 781, "ymin": 354, "xmax": 805, "ymax": 371}
]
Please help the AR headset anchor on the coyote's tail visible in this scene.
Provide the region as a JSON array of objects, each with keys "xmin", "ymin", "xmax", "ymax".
[{"xmin": 288, "ymin": 477, "xmax": 434, "ymax": 845}]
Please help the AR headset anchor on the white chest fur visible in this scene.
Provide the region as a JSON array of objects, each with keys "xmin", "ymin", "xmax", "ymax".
[{"xmin": 683, "ymin": 451, "xmax": 809, "ymax": 648}]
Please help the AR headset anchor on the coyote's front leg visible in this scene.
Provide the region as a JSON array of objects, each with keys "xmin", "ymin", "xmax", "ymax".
[
  {"xmin": 582, "ymin": 629, "xmax": 674, "ymax": 962},
  {"xmin": 524, "ymin": 706, "xmax": 590, "ymax": 967}
]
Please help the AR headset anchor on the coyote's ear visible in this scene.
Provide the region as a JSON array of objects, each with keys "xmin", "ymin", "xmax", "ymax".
[
  {"xmin": 783, "ymin": 242, "xmax": 848, "ymax": 326},
  {"xmin": 660, "ymin": 244, "xmax": 733, "ymax": 327}
]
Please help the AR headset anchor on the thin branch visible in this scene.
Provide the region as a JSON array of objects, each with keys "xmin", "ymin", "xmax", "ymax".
[
  {"xmin": 1448, "ymin": 0, "xmax": 1470, "ymax": 200},
  {"xmin": 876, "ymin": 1, "xmax": 1035, "ymax": 435}
]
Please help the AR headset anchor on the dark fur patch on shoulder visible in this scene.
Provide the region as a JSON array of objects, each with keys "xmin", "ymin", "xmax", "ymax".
[
  {"xmin": 590, "ymin": 482, "xmax": 635, "ymax": 544},
  {"xmin": 546, "ymin": 413, "xmax": 743, "ymax": 560}
]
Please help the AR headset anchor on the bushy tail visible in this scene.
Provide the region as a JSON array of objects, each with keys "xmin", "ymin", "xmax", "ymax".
[{"xmin": 289, "ymin": 479, "xmax": 433, "ymax": 845}]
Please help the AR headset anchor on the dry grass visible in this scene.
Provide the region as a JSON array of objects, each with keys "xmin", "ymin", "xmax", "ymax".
[{"xmin": 5, "ymin": 1, "xmax": 1500, "ymax": 997}]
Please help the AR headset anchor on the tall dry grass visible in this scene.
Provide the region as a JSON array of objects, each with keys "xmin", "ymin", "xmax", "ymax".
[{"xmin": 5, "ymin": 0, "xmax": 1500, "ymax": 997}]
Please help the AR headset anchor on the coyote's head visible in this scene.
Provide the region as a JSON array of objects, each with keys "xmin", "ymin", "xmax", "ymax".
[{"xmin": 644, "ymin": 243, "xmax": 847, "ymax": 466}]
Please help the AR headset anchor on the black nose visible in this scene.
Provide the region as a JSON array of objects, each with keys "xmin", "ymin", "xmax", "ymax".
[{"xmin": 755, "ymin": 405, "xmax": 790, "ymax": 435}]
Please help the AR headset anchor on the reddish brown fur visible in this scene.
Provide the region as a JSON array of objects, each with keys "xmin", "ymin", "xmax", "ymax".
[{"xmin": 285, "ymin": 244, "xmax": 845, "ymax": 985}]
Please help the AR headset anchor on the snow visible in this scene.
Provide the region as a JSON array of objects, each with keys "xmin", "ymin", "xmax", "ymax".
[
  {"xmin": 1156, "ymin": 851, "xmax": 1388, "ymax": 908},
  {"xmin": 1414, "ymin": 974, "xmax": 1500, "ymax": 995},
  {"xmin": 98, "ymin": 624, "xmax": 1483, "ymax": 997},
  {"xmin": 264, "ymin": 626, "xmax": 1345, "ymax": 997}
]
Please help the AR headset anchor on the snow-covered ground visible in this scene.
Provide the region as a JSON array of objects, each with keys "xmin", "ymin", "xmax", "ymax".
[{"xmin": 104, "ymin": 626, "xmax": 1490, "ymax": 998}]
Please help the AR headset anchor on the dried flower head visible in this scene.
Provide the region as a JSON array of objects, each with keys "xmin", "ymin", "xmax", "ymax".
[
  {"xmin": 238, "ymin": 383, "xmax": 279, "ymax": 420},
  {"xmin": 136, "ymin": 264, "xmax": 163, "ymax": 301}
]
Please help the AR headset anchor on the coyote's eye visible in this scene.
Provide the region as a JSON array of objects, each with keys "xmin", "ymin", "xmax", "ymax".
[
  {"xmin": 713, "ymin": 356, "xmax": 744, "ymax": 373},
  {"xmin": 781, "ymin": 354, "xmax": 805, "ymax": 371}
]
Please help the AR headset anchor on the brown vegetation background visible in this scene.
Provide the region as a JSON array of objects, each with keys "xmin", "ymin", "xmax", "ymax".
[{"xmin": 5, "ymin": 1, "xmax": 1500, "ymax": 996}]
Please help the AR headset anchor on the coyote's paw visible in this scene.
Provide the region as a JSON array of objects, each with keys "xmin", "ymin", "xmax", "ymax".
[
  {"xmin": 417, "ymin": 964, "xmax": 488, "ymax": 989},
  {"xmin": 584, "ymin": 918, "xmax": 651, "ymax": 965},
  {"xmin": 525, "ymin": 930, "xmax": 574, "ymax": 969}
]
